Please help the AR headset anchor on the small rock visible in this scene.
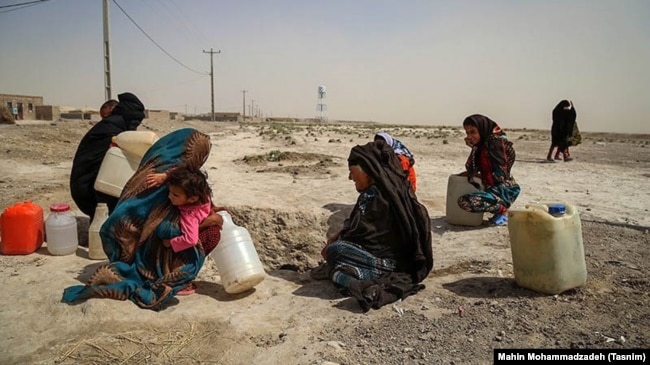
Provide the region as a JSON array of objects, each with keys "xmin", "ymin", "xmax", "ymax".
[{"xmin": 326, "ymin": 341, "xmax": 346, "ymax": 351}]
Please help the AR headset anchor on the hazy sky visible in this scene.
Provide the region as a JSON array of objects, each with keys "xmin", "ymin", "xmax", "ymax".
[{"xmin": 1, "ymin": 0, "xmax": 649, "ymax": 133}]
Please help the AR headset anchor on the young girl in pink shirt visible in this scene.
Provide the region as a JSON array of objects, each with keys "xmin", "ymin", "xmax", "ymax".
[{"xmin": 147, "ymin": 165, "xmax": 222, "ymax": 294}]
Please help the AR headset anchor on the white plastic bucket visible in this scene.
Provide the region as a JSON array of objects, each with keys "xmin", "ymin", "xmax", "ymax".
[
  {"xmin": 94, "ymin": 146, "xmax": 142, "ymax": 198},
  {"xmin": 209, "ymin": 212, "xmax": 266, "ymax": 294},
  {"xmin": 445, "ymin": 174, "xmax": 484, "ymax": 226},
  {"xmin": 508, "ymin": 202, "xmax": 587, "ymax": 294},
  {"xmin": 113, "ymin": 131, "xmax": 158, "ymax": 157}
]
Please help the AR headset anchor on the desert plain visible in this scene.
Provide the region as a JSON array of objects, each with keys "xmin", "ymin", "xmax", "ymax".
[{"xmin": 0, "ymin": 117, "xmax": 648, "ymax": 364}]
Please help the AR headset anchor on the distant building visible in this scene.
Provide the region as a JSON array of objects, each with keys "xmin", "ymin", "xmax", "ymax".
[
  {"xmin": 191, "ymin": 112, "xmax": 242, "ymax": 122},
  {"xmin": 60, "ymin": 110, "xmax": 93, "ymax": 121},
  {"xmin": 145, "ymin": 109, "xmax": 170, "ymax": 120},
  {"xmin": 0, "ymin": 93, "xmax": 43, "ymax": 120},
  {"xmin": 35, "ymin": 105, "xmax": 61, "ymax": 121}
]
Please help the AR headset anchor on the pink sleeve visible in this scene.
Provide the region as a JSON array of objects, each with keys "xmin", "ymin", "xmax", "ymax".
[{"xmin": 169, "ymin": 211, "xmax": 201, "ymax": 253}]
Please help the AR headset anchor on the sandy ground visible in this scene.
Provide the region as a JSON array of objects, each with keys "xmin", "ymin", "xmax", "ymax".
[{"xmin": 0, "ymin": 118, "xmax": 648, "ymax": 365}]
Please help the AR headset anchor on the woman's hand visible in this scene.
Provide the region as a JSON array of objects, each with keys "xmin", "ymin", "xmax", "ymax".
[
  {"xmin": 326, "ymin": 229, "xmax": 342, "ymax": 245},
  {"xmin": 146, "ymin": 173, "xmax": 167, "ymax": 188},
  {"xmin": 321, "ymin": 230, "xmax": 342, "ymax": 259},
  {"xmin": 212, "ymin": 205, "xmax": 231, "ymax": 214},
  {"xmin": 200, "ymin": 212, "xmax": 223, "ymax": 230}
]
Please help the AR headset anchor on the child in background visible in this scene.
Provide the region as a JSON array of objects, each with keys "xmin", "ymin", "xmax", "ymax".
[
  {"xmin": 458, "ymin": 114, "xmax": 520, "ymax": 226},
  {"xmin": 99, "ymin": 99, "xmax": 118, "ymax": 118},
  {"xmin": 374, "ymin": 132, "xmax": 418, "ymax": 192},
  {"xmin": 146, "ymin": 165, "xmax": 223, "ymax": 295}
]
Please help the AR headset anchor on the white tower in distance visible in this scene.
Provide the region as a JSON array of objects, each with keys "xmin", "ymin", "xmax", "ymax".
[{"xmin": 316, "ymin": 85, "xmax": 327, "ymax": 122}]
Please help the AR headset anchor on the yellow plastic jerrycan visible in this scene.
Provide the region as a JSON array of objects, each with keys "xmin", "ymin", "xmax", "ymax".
[{"xmin": 507, "ymin": 203, "xmax": 587, "ymax": 294}]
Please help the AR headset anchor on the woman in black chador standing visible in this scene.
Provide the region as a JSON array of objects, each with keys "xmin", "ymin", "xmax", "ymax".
[{"xmin": 547, "ymin": 99, "xmax": 576, "ymax": 162}]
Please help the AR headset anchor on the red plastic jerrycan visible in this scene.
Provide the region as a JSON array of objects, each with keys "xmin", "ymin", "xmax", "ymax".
[{"xmin": 1, "ymin": 201, "xmax": 45, "ymax": 255}]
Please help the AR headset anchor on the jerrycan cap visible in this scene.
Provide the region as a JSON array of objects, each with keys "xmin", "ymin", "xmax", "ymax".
[
  {"xmin": 50, "ymin": 203, "xmax": 71, "ymax": 212},
  {"xmin": 548, "ymin": 204, "xmax": 566, "ymax": 216}
]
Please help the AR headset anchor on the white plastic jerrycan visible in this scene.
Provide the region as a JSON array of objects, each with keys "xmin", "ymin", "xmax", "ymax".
[
  {"xmin": 209, "ymin": 211, "xmax": 266, "ymax": 294},
  {"xmin": 445, "ymin": 174, "xmax": 484, "ymax": 226},
  {"xmin": 113, "ymin": 131, "xmax": 159, "ymax": 158},
  {"xmin": 508, "ymin": 203, "xmax": 587, "ymax": 295},
  {"xmin": 94, "ymin": 146, "xmax": 142, "ymax": 198}
]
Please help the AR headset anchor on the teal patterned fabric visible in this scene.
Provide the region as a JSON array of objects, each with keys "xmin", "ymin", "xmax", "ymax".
[{"xmin": 63, "ymin": 128, "xmax": 211, "ymax": 310}]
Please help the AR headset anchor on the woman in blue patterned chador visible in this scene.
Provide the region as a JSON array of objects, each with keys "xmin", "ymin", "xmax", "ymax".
[{"xmin": 63, "ymin": 128, "xmax": 223, "ymax": 310}]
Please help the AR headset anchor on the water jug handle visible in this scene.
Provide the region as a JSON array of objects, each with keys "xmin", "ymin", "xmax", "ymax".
[{"xmin": 216, "ymin": 211, "xmax": 234, "ymax": 228}]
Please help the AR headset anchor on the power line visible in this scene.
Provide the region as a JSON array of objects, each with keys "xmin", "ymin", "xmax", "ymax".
[
  {"xmin": 141, "ymin": 0, "xmax": 196, "ymax": 47},
  {"xmin": 168, "ymin": 0, "xmax": 213, "ymax": 47},
  {"xmin": 0, "ymin": 0, "xmax": 49, "ymax": 13},
  {"xmin": 112, "ymin": 0, "xmax": 207, "ymax": 76},
  {"xmin": 0, "ymin": 0, "xmax": 48, "ymax": 9}
]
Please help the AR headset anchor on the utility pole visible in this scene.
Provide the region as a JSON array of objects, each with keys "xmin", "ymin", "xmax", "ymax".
[
  {"xmin": 102, "ymin": 0, "xmax": 112, "ymax": 100},
  {"xmin": 250, "ymin": 99, "xmax": 255, "ymax": 119},
  {"xmin": 203, "ymin": 48, "xmax": 221, "ymax": 122},
  {"xmin": 241, "ymin": 90, "xmax": 247, "ymax": 119}
]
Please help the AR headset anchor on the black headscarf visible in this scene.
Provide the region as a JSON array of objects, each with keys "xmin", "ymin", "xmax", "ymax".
[
  {"xmin": 343, "ymin": 140, "xmax": 433, "ymax": 310},
  {"xmin": 70, "ymin": 92, "xmax": 146, "ymax": 218},
  {"xmin": 463, "ymin": 114, "xmax": 504, "ymax": 143},
  {"xmin": 463, "ymin": 114, "xmax": 512, "ymax": 170},
  {"xmin": 111, "ymin": 92, "xmax": 146, "ymax": 130}
]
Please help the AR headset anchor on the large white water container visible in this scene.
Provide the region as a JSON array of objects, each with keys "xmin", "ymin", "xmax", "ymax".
[
  {"xmin": 209, "ymin": 212, "xmax": 266, "ymax": 294},
  {"xmin": 445, "ymin": 174, "xmax": 484, "ymax": 226},
  {"xmin": 94, "ymin": 146, "xmax": 142, "ymax": 198},
  {"xmin": 508, "ymin": 203, "xmax": 587, "ymax": 294},
  {"xmin": 45, "ymin": 203, "xmax": 78, "ymax": 256},
  {"xmin": 113, "ymin": 131, "xmax": 158, "ymax": 157},
  {"xmin": 88, "ymin": 203, "xmax": 108, "ymax": 260}
]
